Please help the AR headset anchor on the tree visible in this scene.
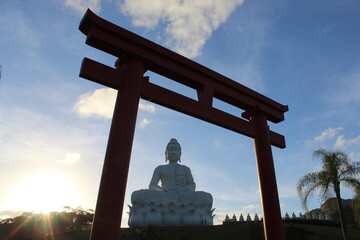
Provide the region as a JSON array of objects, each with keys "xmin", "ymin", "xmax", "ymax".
[
  {"xmin": 0, "ymin": 208, "xmax": 94, "ymax": 239},
  {"xmin": 297, "ymin": 149, "xmax": 360, "ymax": 240}
]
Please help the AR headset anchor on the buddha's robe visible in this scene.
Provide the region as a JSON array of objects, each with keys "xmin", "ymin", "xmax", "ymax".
[{"xmin": 131, "ymin": 163, "xmax": 212, "ymax": 206}]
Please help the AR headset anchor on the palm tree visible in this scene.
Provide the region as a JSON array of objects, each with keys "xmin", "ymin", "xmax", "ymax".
[{"xmin": 297, "ymin": 149, "xmax": 360, "ymax": 240}]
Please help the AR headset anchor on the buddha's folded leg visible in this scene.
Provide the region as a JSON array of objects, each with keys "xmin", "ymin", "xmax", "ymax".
[
  {"xmin": 131, "ymin": 189, "xmax": 178, "ymax": 206},
  {"xmin": 177, "ymin": 191, "xmax": 213, "ymax": 206}
]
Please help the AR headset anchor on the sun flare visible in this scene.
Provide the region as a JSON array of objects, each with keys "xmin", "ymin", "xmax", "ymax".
[{"xmin": 7, "ymin": 172, "xmax": 81, "ymax": 213}]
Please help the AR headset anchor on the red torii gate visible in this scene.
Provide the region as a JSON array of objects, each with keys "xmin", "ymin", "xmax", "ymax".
[{"xmin": 79, "ymin": 9, "xmax": 288, "ymax": 240}]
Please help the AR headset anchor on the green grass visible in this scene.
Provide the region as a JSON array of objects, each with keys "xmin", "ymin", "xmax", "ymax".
[{"xmin": 52, "ymin": 223, "xmax": 360, "ymax": 240}]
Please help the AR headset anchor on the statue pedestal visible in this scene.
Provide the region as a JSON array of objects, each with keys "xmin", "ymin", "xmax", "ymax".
[{"xmin": 128, "ymin": 200, "xmax": 214, "ymax": 227}]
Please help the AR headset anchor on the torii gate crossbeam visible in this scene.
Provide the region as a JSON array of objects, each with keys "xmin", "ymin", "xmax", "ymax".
[{"xmin": 78, "ymin": 9, "xmax": 288, "ymax": 240}]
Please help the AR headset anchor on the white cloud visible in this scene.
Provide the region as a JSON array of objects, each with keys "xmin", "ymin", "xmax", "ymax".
[
  {"xmin": 139, "ymin": 118, "xmax": 151, "ymax": 129},
  {"xmin": 305, "ymin": 127, "xmax": 343, "ymax": 146},
  {"xmin": 314, "ymin": 127, "xmax": 342, "ymax": 142},
  {"xmin": 57, "ymin": 152, "xmax": 81, "ymax": 165},
  {"xmin": 139, "ymin": 102, "xmax": 156, "ymax": 113},
  {"xmin": 241, "ymin": 204, "xmax": 261, "ymax": 213},
  {"xmin": 334, "ymin": 135, "xmax": 360, "ymax": 148},
  {"xmin": 74, "ymin": 88, "xmax": 156, "ymax": 119},
  {"xmin": 120, "ymin": 0, "xmax": 244, "ymax": 58},
  {"xmin": 74, "ymin": 88, "xmax": 116, "ymax": 119},
  {"xmin": 65, "ymin": 0, "xmax": 101, "ymax": 14},
  {"xmin": 334, "ymin": 136, "xmax": 346, "ymax": 148}
]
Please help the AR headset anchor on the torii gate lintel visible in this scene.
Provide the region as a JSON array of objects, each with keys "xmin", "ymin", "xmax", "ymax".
[
  {"xmin": 79, "ymin": 9, "xmax": 288, "ymax": 240},
  {"xmin": 80, "ymin": 58, "xmax": 287, "ymax": 149}
]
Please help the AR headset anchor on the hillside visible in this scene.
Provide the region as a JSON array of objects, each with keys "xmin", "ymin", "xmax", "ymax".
[
  {"xmin": 306, "ymin": 198, "xmax": 356, "ymax": 224},
  {"xmin": 27, "ymin": 223, "xmax": 360, "ymax": 240}
]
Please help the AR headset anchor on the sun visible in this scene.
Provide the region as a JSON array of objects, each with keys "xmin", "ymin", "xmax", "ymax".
[{"xmin": 7, "ymin": 172, "xmax": 81, "ymax": 213}]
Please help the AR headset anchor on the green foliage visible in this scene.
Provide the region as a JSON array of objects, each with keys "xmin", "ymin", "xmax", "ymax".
[{"xmin": 0, "ymin": 207, "xmax": 94, "ymax": 240}]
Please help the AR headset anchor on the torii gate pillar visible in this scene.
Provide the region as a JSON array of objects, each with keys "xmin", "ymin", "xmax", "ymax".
[
  {"xmin": 90, "ymin": 58, "xmax": 145, "ymax": 239},
  {"xmin": 245, "ymin": 110, "xmax": 284, "ymax": 240}
]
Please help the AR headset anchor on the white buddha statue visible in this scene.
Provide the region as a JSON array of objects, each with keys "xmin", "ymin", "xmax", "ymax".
[{"xmin": 129, "ymin": 138, "xmax": 213, "ymax": 227}]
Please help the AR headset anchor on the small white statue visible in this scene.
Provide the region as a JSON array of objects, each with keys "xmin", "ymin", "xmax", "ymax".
[{"xmin": 129, "ymin": 138, "xmax": 213, "ymax": 227}]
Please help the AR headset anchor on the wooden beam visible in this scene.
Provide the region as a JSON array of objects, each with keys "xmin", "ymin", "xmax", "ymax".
[
  {"xmin": 141, "ymin": 80, "xmax": 286, "ymax": 148},
  {"xmin": 80, "ymin": 58, "xmax": 123, "ymax": 89}
]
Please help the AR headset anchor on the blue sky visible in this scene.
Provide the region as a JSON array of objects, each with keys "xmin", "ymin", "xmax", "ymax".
[{"xmin": 1, "ymin": 0, "xmax": 360, "ymax": 227}]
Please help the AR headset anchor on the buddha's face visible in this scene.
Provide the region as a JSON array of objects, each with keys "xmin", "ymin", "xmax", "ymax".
[{"xmin": 166, "ymin": 143, "xmax": 181, "ymax": 162}]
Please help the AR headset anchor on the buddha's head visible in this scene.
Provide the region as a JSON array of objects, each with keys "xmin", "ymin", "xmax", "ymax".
[{"xmin": 165, "ymin": 138, "xmax": 181, "ymax": 162}]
